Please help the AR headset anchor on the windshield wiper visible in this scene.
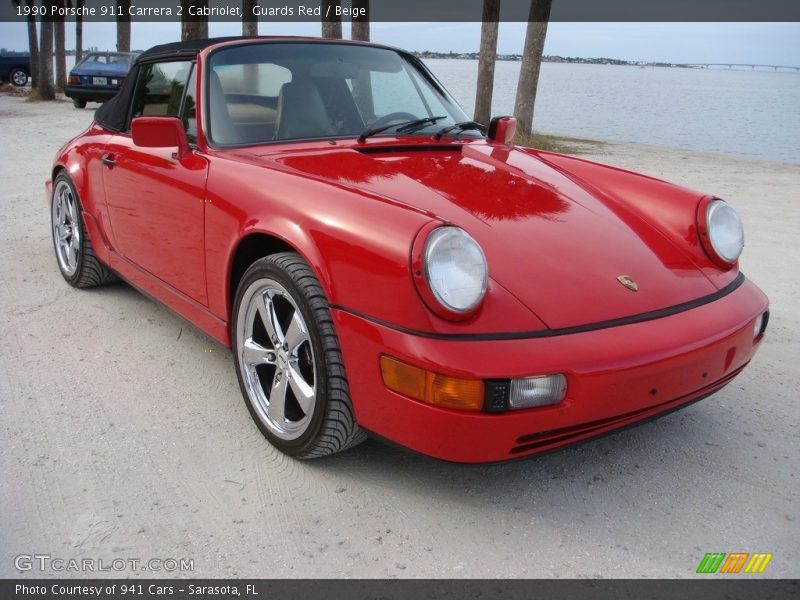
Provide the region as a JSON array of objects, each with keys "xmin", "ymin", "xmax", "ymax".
[
  {"xmin": 433, "ymin": 121, "xmax": 486, "ymax": 141},
  {"xmin": 358, "ymin": 116, "xmax": 447, "ymax": 143}
]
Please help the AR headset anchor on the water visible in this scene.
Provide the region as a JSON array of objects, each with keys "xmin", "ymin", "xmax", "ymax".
[{"xmin": 425, "ymin": 59, "xmax": 800, "ymax": 164}]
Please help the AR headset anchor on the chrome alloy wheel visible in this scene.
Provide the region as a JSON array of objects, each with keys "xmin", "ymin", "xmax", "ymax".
[
  {"xmin": 11, "ymin": 70, "xmax": 28, "ymax": 86},
  {"xmin": 236, "ymin": 278, "xmax": 317, "ymax": 441},
  {"xmin": 52, "ymin": 179, "xmax": 81, "ymax": 276}
]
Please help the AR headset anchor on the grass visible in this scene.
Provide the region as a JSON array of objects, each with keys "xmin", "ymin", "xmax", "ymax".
[
  {"xmin": 0, "ymin": 82, "xmax": 29, "ymax": 97},
  {"xmin": 0, "ymin": 83, "xmax": 68, "ymax": 102},
  {"xmin": 513, "ymin": 131, "xmax": 607, "ymax": 155}
]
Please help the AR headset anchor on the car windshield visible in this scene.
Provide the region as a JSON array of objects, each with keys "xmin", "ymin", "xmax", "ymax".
[
  {"xmin": 77, "ymin": 52, "xmax": 134, "ymax": 67},
  {"xmin": 206, "ymin": 42, "xmax": 476, "ymax": 146}
]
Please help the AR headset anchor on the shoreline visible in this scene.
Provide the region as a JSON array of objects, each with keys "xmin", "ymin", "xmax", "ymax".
[
  {"xmin": 416, "ymin": 54, "xmax": 800, "ymax": 73},
  {"xmin": 533, "ymin": 130, "xmax": 800, "ymax": 167}
]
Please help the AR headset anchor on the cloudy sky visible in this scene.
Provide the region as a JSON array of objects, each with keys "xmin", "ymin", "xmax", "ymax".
[{"xmin": 1, "ymin": 21, "xmax": 798, "ymax": 65}]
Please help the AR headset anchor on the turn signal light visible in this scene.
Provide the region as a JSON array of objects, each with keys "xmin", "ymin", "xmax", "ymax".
[
  {"xmin": 380, "ymin": 355, "xmax": 484, "ymax": 412},
  {"xmin": 753, "ymin": 310, "xmax": 769, "ymax": 340}
]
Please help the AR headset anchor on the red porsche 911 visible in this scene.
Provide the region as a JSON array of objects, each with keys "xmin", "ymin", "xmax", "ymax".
[{"xmin": 47, "ymin": 37, "xmax": 769, "ymax": 462}]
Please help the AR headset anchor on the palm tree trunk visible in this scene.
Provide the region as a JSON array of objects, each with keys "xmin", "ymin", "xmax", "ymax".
[
  {"xmin": 349, "ymin": 0, "xmax": 371, "ymax": 117},
  {"xmin": 54, "ymin": 1, "xmax": 67, "ymax": 92},
  {"xmin": 181, "ymin": 0, "xmax": 209, "ymax": 41},
  {"xmin": 37, "ymin": 5, "xmax": 55, "ymax": 100},
  {"xmin": 351, "ymin": 0, "xmax": 369, "ymax": 41},
  {"xmin": 241, "ymin": 0, "xmax": 259, "ymax": 93},
  {"xmin": 513, "ymin": 0, "xmax": 552, "ymax": 135},
  {"xmin": 75, "ymin": 0, "xmax": 84, "ymax": 63},
  {"xmin": 116, "ymin": 0, "xmax": 131, "ymax": 52},
  {"xmin": 25, "ymin": 0, "xmax": 39, "ymax": 88},
  {"xmin": 321, "ymin": 0, "xmax": 341, "ymax": 39},
  {"xmin": 474, "ymin": 0, "xmax": 500, "ymax": 126},
  {"xmin": 242, "ymin": 0, "xmax": 258, "ymax": 36}
]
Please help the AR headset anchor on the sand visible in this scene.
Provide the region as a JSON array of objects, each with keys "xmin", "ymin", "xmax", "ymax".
[{"xmin": 1, "ymin": 94, "xmax": 797, "ymax": 578}]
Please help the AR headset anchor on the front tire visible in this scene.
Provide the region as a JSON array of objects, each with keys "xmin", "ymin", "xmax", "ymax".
[
  {"xmin": 232, "ymin": 253, "xmax": 366, "ymax": 458},
  {"xmin": 10, "ymin": 68, "xmax": 28, "ymax": 87},
  {"xmin": 51, "ymin": 172, "xmax": 117, "ymax": 288}
]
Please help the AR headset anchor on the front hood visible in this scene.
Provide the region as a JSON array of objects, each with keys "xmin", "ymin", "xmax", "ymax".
[{"xmin": 249, "ymin": 141, "xmax": 716, "ymax": 329}]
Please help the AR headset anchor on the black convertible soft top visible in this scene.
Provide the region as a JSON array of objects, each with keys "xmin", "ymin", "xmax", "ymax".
[
  {"xmin": 136, "ymin": 36, "xmax": 247, "ymax": 62},
  {"xmin": 94, "ymin": 37, "xmax": 246, "ymax": 132}
]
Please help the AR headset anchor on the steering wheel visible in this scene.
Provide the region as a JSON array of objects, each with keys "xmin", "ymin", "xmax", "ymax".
[{"xmin": 368, "ymin": 112, "xmax": 419, "ymax": 129}]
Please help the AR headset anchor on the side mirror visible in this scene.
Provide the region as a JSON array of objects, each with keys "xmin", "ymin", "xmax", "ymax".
[
  {"xmin": 488, "ymin": 116, "xmax": 517, "ymax": 145},
  {"xmin": 131, "ymin": 116, "xmax": 191, "ymax": 159}
]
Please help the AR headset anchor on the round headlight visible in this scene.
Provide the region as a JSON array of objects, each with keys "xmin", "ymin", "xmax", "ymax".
[
  {"xmin": 706, "ymin": 199, "xmax": 744, "ymax": 264},
  {"xmin": 424, "ymin": 227, "xmax": 488, "ymax": 313}
]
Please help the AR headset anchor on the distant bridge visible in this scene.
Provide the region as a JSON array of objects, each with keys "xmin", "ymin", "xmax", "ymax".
[{"xmin": 676, "ymin": 63, "xmax": 800, "ymax": 72}]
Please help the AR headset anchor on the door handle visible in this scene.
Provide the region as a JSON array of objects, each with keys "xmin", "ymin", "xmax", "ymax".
[{"xmin": 101, "ymin": 153, "xmax": 116, "ymax": 168}]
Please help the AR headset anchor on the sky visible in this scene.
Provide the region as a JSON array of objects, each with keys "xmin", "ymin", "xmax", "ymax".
[{"xmin": 0, "ymin": 21, "xmax": 799, "ymax": 66}]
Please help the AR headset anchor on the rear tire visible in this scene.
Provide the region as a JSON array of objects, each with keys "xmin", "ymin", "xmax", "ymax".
[
  {"xmin": 73, "ymin": 98, "xmax": 87, "ymax": 109},
  {"xmin": 232, "ymin": 253, "xmax": 366, "ymax": 458},
  {"xmin": 51, "ymin": 172, "xmax": 117, "ymax": 288},
  {"xmin": 10, "ymin": 68, "xmax": 28, "ymax": 87}
]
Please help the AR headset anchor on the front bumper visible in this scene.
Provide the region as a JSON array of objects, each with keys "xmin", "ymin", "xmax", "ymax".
[{"xmin": 333, "ymin": 277, "xmax": 769, "ymax": 463}]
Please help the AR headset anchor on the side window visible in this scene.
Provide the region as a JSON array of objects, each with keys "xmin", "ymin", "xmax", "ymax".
[
  {"xmin": 181, "ymin": 64, "xmax": 198, "ymax": 144},
  {"xmin": 130, "ymin": 60, "xmax": 193, "ymax": 122}
]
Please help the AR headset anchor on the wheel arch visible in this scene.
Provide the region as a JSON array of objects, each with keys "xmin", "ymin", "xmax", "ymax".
[
  {"xmin": 51, "ymin": 163, "xmax": 88, "ymax": 214},
  {"xmin": 51, "ymin": 158, "xmax": 86, "ymax": 202},
  {"xmin": 52, "ymin": 164, "xmax": 66, "ymax": 181},
  {"xmin": 227, "ymin": 230, "xmax": 326, "ymax": 325}
]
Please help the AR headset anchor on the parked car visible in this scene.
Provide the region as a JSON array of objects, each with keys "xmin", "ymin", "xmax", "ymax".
[
  {"xmin": 46, "ymin": 38, "xmax": 769, "ymax": 462},
  {"xmin": 65, "ymin": 51, "xmax": 137, "ymax": 108},
  {"xmin": 0, "ymin": 54, "xmax": 31, "ymax": 87}
]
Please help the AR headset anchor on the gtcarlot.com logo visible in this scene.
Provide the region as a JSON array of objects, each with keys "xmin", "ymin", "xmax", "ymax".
[
  {"xmin": 14, "ymin": 554, "xmax": 194, "ymax": 573},
  {"xmin": 696, "ymin": 552, "xmax": 773, "ymax": 574}
]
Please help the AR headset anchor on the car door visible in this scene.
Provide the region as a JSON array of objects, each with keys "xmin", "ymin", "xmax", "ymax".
[{"xmin": 102, "ymin": 60, "xmax": 209, "ymax": 305}]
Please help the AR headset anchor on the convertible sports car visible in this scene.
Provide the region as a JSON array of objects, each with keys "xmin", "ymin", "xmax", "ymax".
[{"xmin": 47, "ymin": 37, "xmax": 769, "ymax": 462}]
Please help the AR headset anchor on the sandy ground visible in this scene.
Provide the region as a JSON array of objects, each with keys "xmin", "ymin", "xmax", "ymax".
[{"xmin": 0, "ymin": 94, "xmax": 798, "ymax": 579}]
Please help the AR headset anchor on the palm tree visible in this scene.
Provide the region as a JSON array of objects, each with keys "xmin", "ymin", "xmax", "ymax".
[
  {"xmin": 23, "ymin": 0, "xmax": 39, "ymax": 87},
  {"xmin": 513, "ymin": 0, "xmax": 552, "ymax": 136},
  {"xmin": 54, "ymin": 1, "xmax": 66, "ymax": 91},
  {"xmin": 321, "ymin": 0, "xmax": 341, "ymax": 39},
  {"xmin": 75, "ymin": 0, "xmax": 84, "ymax": 62},
  {"xmin": 37, "ymin": 1, "xmax": 55, "ymax": 100},
  {"xmin": 350, "ymin": 0, "xmax": 371, "ymax": 118},
  {"xmin": 181, "ymin": 0, "xmax": 209, "ymax": 41},
  {"xmin": 242, "ymin": 0, "xmax": 258, "ymax": 36},
  {"xmin": 474, "ymin": 0, "xmax": 500, "ymax": 126},
  {"xmin": 117, "ymin": 0, "xmax": 131, "ymax": 52},
  {"xmin": 351, "ymin": 0, "xmax": 369, "ymax": 42},
  {"xmin": 241, "ymin": 0, "xmax": 259, "ymax": 93}
]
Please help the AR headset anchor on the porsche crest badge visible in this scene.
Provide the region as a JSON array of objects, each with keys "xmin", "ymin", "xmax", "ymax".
[{"xmin": 617, "ymin": 275, "xmax": 639, "ymax": 292}]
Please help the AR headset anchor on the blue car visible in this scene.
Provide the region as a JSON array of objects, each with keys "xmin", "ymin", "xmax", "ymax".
[{"xmin": 66, "ymin": 51, "xmax": 138, "ymax": 109}]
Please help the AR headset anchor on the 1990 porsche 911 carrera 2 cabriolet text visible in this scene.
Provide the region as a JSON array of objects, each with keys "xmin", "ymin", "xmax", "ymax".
[{"xmin": 47, "ymin": 37, "xmax": 769, "ymax": 462}]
